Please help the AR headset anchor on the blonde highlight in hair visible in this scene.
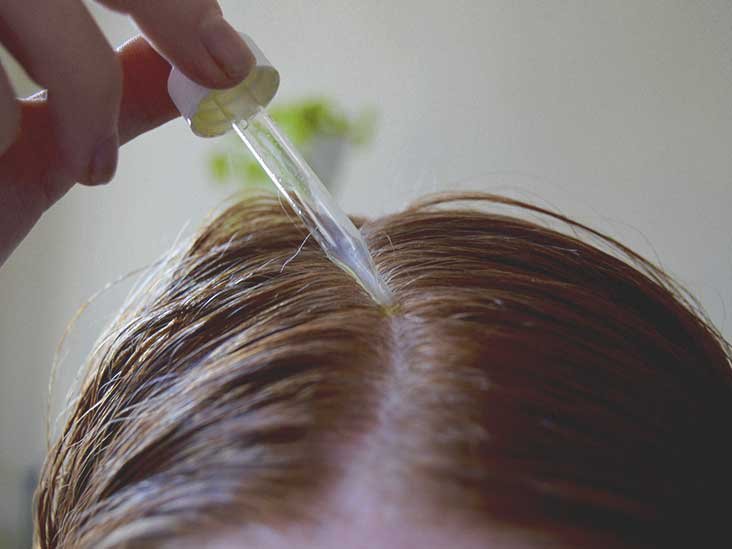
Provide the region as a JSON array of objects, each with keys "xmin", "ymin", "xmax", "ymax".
[{"xmin": 35, "ymin": 193, "xmax": 732, "ymax": 548}]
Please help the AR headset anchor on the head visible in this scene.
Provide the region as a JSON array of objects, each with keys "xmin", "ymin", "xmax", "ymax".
[{"xmin": 35, "ymin": 193, "xmax": 732, "ymax": 548}]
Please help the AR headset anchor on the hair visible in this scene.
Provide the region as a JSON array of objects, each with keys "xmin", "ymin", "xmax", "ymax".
[{"xmin": 35, "ymin": 192, "xmax": 732, "ymax": 548}]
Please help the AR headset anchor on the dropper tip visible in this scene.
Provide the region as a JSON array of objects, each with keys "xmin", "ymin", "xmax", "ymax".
[{"xmin": 334, "ymin": 238, "xmax": 393, "ymax": 307}]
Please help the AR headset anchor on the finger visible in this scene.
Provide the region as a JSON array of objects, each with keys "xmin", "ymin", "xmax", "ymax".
[
  {"xmin": 0, "ymin": 98, "xmax": 60, "ymax": 267},
  {"xmin": 3, "ymin": 37, "xmax": 177, "ymax": 199},
  {"xmin": 99, "ymin": 0, "xmax": 255, "ymax": 89},
  {"xmin": 116, "ymin": 36, "xmax": 178, "ymax": 144},
  {"xmin": 0, "ymin": 0, "xmax": 122, "ymax": 185},
  {"xmin": 0, "ymin": 37, "xmax": 179, "ymax": 266},
  {"xmin": 0, "ymin": 62, "xmax": 20, "ymax": 155}
]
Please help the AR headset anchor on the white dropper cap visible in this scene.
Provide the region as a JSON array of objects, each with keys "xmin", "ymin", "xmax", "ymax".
[{"xmin": 167, "ymin": 34, "xmax": 280, "ymax": 137}]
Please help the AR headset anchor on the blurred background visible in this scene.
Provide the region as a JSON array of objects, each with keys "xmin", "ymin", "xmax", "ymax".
[{"xmin": 1, "ymin": 1, "xmax": 731, "ymax": 546}]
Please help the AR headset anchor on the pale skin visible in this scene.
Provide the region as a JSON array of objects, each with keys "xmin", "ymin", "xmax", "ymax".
[
  {"xmin": 163, "ymin": 476, "xmax": 560, "ymax": 549},
  {"xmin": 169, "ymin": 501, "xmax": 622, "ymax": 549},
  {"xmin": 0, "ymin": 0, "xmax": 256, "ymax": 266},
  {"xmin": 159, "ymin": 468, "xmax": 620, "ymax": 548},
  {"xmin": 184, "ymin": 519, "xmax": 544, "ymax": 549}
]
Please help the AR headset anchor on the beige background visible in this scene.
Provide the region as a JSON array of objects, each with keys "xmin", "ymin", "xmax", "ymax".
[{"xmin": 1, "ymin": 1, "xmax": 731, "ymax": 546}]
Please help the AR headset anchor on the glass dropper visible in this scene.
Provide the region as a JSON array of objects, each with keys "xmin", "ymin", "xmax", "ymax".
[{"xmin": 216, "ymin": 98, "xmax": 392, "ymax": 305}]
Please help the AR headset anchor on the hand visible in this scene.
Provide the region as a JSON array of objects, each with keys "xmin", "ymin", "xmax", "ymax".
[{"xmin": 0, "ymin": 0, "xmax": 255, "ymax": 266}]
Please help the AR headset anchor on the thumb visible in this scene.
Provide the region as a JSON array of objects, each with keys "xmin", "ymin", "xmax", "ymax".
[{"xmin": 116, "ymin": 35, "xmax": 179, "ymax": 145}]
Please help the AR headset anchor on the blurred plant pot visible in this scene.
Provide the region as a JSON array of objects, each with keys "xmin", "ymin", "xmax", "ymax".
[
  {"xmin": 307, "ymin": 134, "xmax": 347, "ymax": 193},
  {"xmin": 209, "ymin": 97, "xmax": 376, "ymax": 197}
]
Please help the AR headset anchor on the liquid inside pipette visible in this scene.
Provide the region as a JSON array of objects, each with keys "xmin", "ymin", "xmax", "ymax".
[{"xmin": 220, "ymin": 102, "xmax": 392, "ymax": 305}]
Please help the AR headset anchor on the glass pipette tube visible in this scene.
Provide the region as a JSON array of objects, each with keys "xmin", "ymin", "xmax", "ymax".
[{"xmin": 218, "ymin": 100, "xmax": 392, "ymax": 305}]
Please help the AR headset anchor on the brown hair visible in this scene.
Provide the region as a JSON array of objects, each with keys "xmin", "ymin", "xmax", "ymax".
[{"xmin": 35, "ymin": 193, "xmax": 732, "ymax": 547}]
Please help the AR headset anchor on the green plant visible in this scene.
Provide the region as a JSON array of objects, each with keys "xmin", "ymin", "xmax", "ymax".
[{"xmin": 209, "ymin": 97, "xmax": 377, "ymax": 189}]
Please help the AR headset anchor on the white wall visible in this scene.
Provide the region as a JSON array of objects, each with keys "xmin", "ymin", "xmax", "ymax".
[{"xmin": 1, "ymin": 1, "xmax": 731, "ymax": 546}]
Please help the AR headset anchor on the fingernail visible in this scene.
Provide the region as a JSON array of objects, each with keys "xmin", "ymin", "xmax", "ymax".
[
  {"xmin": 89, "ymin": 134, "xmax": 119, "ymax": 185},
  {"xmin": 200, "ymin": 16, "xmax": 255, "ymax": 82}
]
